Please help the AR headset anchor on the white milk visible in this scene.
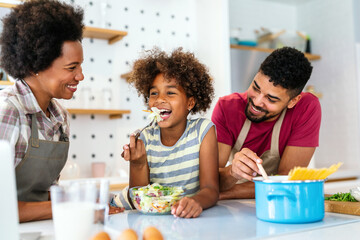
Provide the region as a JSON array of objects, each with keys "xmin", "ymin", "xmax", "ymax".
[{"xmin": 53, "ymin": 202, "xmax": 95, "ymax": 240}]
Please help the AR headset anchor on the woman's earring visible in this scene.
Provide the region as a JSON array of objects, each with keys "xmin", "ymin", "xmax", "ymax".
[{"xmin": 35, "ymin": 73, "xmax": 39, "ymax": 76}]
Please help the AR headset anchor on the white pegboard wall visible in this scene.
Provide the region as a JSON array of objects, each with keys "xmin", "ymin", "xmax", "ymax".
[{"xmin": 61, "ymin": 0, "xmax": 198, "ymax": 179}]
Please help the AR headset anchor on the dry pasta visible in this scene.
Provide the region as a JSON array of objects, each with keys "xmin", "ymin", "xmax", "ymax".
[{"xmin": 288, "ymin": 162, "xmax": 343, "ymax": 180}]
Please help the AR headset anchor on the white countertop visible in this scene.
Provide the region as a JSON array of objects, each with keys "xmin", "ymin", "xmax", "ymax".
[
  {"xmin": 325, "ymin": 179, "xmax": 360, "ymax": 194},
  {"xmin": 19, "ymin": 199, "xmax": 360, "ymax": 240}
]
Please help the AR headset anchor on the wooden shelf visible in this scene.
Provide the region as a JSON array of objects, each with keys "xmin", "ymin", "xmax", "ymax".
[
  {"xmin": 230, "ymin": 44, "xmax": 321, "ymax": 61},
  {"xmin": 67, "ymin": 109, "xmax": 130, "ymax": 119},
  {"xmin": 0, "ymin": 2, "xmax": 16, "ymax": 8},
  {"xmin": 120, "ymin": 72, "xmax": 133, "ymax": 83},
  {"xmin": 83, "ymin": 26, "xmax": 127, "ymax": 45},
  {"xmin": 0, "ymin": 81, "xmax": 14, "ymax": 86}
]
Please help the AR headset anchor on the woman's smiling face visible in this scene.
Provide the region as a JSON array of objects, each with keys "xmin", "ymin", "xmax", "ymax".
[
  {"xmin": 148, "ymin": 73, "xmax": 194, "ymax": 129},
  {"xmin": 36, "ymin": 40, "xmax": 84, "ymax": 100},
  {"xmin": 246, "ymin": 72, "xmax": 300, "ymax": 123}
]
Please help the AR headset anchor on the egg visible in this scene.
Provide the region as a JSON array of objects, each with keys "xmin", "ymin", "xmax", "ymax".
[
  {"xmin": 91, "ymin": 231, "xmax": 111, "ymax": 240},
  {"xmin": 117, "ymin": 228, "xmax": 138, "ymax": 240},
  {"xmin": 142, "ymin": 226, "xmax": 163, "ymax": 240}
]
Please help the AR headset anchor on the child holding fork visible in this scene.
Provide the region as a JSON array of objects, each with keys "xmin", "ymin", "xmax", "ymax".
[{"xmin": 111, "ymin": 48, "xmax": 219, "ymax": 218}]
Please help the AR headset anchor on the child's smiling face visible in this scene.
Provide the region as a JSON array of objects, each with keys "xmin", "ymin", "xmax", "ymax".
[{"xmin": 148, "ymin": 73, "xmax": 195, "ymax": 129}]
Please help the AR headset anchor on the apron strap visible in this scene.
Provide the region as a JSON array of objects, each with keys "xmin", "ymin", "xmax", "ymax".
[
  {"xmin": 30, "ymin": 114, "xmax": 39, "ymax": 148},
  {"xmin": 233, "ymin": 119, "xmax": 251, "ymax": 153},
  {"xmin": 270, "ymin": 109, "xmax": 287, "ymax": 156},
  {"xmin": 228, "ymin": 108, "xmax": 287, "ymax": 164},
  {"xmin": 59, "ymin": 126, "xmax": 69, "ymax": 142},
  {"xmin": 227, "ymin": 118, "xmax": 252, "ymax": 164}
]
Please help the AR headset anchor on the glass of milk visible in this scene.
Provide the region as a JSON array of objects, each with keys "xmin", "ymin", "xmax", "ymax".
[{"xmin": 50, "ymin": 181, "xmax": 97, "ymax": 240}]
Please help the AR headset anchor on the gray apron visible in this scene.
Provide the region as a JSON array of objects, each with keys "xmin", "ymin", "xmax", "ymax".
[
  {"xmin": 15, "ymin": 114, "xmax": 69, "ymax": 201},
  {"xmin": 228, "ymin": 109, "xmax": 287, "ymax": 183}
]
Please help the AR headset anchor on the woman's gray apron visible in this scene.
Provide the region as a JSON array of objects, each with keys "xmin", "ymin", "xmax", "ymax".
[
  {"xmin": 228, "ymin": 109, "xmax": 286, "ymax": 184},
  {"xmin": 15, "ymin": 114, "xmax": 69, "ymax": 201}
]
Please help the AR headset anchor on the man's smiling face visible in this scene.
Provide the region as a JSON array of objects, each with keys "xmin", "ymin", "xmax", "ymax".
[{"xmin": 245, "ymin": 72, "xmax": 300, "ymax": 123}]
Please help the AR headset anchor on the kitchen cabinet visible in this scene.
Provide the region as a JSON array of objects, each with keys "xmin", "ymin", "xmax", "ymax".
[{"xmin": 230, "ymin": 44, "xmax": 321, "ymax": 61}]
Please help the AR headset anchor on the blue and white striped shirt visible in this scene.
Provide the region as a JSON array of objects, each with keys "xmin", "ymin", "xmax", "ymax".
[{"xmin": 140, "ymin": 118, "xmax": 214, "ymax": 196}]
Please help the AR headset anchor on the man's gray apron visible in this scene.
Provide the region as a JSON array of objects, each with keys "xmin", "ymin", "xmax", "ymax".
[
  {"xmin": 15, "ymin": 114, "xmax": 69, "ymax": 201},
  {"xmin": 228, "ymin": 109, "xmax": 287, "ymax": 183}
]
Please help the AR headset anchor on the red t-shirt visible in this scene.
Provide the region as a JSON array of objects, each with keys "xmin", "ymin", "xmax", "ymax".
[{"xmin": 211, "ymin": 92, "xmax": 321, "ymax": 157}]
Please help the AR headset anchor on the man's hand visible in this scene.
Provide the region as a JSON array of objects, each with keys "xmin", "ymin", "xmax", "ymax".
[{"xmin": 231, "ymin": 148, "xmax": 262, "ymax": 181}]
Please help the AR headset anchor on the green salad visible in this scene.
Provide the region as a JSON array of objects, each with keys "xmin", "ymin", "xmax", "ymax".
[
  {"xmin": 130, "ymin": 183, "xmax": 184, "ymax": 214},
  {"xmin": 325, "ymin": 192, "xmax": 358, "ymax": 202}
]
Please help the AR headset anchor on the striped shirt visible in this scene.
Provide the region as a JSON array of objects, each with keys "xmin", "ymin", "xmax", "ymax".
[
  {"xmin": 140, "ymin": 118, "xmax": 214, "ymax": 196},
  {"xmin": 111, "ymin": 118, "xmax": 214, "ymax": 209},
  {"xmin": 0, "ymin": 80, "xmax": 70, "ymax": 167}
]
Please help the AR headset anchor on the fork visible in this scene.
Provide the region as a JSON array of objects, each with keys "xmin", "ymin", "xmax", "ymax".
[
  {"xmin": 121, "ymin": 120, "xmax": 154, "ymax": 158},
  {"xmin": 133, "ymin": 120, "xmax": 154, "ymax": 141}
]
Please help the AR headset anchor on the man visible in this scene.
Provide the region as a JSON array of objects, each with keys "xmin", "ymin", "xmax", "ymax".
[{"xmin": 212, "ymin": 47, "xmax": 321, "ymax": 199}]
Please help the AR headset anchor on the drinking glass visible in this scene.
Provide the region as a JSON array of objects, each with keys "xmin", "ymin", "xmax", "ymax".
[
  {"xmin": 79, "ymin": 87, "xmax": 91, "ymax": 109},
  {"xmin": 50, "ymin": 181, "xmax": 97, "ymax": 240},
  {"xmin": 102, "ymin": 88, "xmax": 113, "ymax": 109},
  {"xmin": 94, "ymin": 179, "xmax": 110, "ymax": 225}
]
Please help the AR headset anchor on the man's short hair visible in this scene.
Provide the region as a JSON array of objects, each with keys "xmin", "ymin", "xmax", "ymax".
[{"xmin": 259, "ymin": 47, "xmax": 313, "ymax": 98}]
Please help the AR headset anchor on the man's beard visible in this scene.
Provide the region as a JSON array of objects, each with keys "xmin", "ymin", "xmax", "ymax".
[{"xmin": 245, "ymin": 99, "xmax": 280, "ymax": 123}]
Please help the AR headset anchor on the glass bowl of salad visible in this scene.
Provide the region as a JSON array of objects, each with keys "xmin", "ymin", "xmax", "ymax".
[{"xmin": 129, "ymin": 183, "xmax": 185, "ymax": 215}]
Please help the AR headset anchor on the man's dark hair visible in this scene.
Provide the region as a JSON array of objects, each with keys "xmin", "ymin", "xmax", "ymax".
[
  {"xmin": 0, "ymin": 0, "xmax": 84, "ymax": 79},
  {"xmin": 259, "ymin": 47, "xmax": 313, "ymax": 98}
]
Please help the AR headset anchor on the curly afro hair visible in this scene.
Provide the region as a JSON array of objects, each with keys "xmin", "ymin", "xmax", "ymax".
[
  {"xmin": 259, "ymin": 47, "xmax": 313, "ymax": 98},
  {"xmin": 0, "ymin": 0, "xmax": 84, "ymax": 79},
  {"xmin": 130, "ymin": 48, "xmax": 214, "ymax": 114}
]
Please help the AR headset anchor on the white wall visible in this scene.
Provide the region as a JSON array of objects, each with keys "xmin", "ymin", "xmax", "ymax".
[
  {"xmin": 297, "ymin": 0, "xmax": 360, "ymax": 169},
  {"xmin": 195, "ymin": 0, "xmax": 231, "ymax": 118},
  {"xmin": 228, "ymin": 0, "xmax": 360, "ymax": 170},
  {"xmin": 229, "ymin": 0, "xmax": 297, "ymax": 40},
  {"xmin": 229, "ymin": 0, "xmax": 298, "ymax": 93}
]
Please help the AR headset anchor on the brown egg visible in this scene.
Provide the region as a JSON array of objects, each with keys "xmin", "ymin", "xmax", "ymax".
[
  {"xmin": 117, "ymin": 228, "xmax": 138, "ymax": 240},
  {"xmin": 91, "ymin": 231, "xmax": 111, "ymax": 240},
  {"xmin": 142, "ymin": 226, "xmax": 163, "ymax": 240}
]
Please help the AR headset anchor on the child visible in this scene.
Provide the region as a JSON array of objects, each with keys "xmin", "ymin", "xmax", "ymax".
[{"xmin": 111, "ymin": 48, "xmax": 219, "ymax": 218}]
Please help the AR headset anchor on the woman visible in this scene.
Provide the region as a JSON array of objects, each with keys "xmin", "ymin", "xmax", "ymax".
[{"xmin": 0, "ymin": 0, "xmax": 84, "ymax": 222}]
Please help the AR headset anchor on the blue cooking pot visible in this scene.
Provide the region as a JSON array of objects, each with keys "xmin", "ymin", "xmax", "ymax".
[{"xmin": 253, "ymin": 176, "xmax": 324, "ymax": 223}]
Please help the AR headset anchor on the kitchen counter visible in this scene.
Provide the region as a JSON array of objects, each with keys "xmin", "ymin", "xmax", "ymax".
[{"xmin": 19, "ymin": 199, "xmax": 360, "ymax": 240}]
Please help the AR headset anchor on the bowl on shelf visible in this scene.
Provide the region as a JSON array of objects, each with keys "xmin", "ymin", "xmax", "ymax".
[{"xmin": 129, "ymin": 183, "xmax": 185, "ymax": 215}]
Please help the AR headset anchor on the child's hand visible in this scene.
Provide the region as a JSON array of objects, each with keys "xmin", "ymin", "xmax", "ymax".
[
  {"xmin": 171, "ymin": 197, "xmax": 202, "ymax": 218},
  {"xmin": 108, "ymin": 205, "xmax": 125, "ymax": 215},
  {"xmin": 122, "ymin": 133, "xmax": 147, "ymax": 164}
]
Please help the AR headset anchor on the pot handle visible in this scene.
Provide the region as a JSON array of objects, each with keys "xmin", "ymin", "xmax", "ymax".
[{"xmin": 267, "ymin": 190, "xmax": 296, "ymax": 201}]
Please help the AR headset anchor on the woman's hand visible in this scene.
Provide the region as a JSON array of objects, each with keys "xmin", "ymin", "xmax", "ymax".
[
  {"xmin": 122, "ymin": 133, "xmax": 147, "ymax": 165},
  {"xmin": 231, "ymin": 148, "xmax": 262, "ymax": 181},
  {"xmin": 171, "ymin": 197, "xmax": 202, "ymax": 218}
]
